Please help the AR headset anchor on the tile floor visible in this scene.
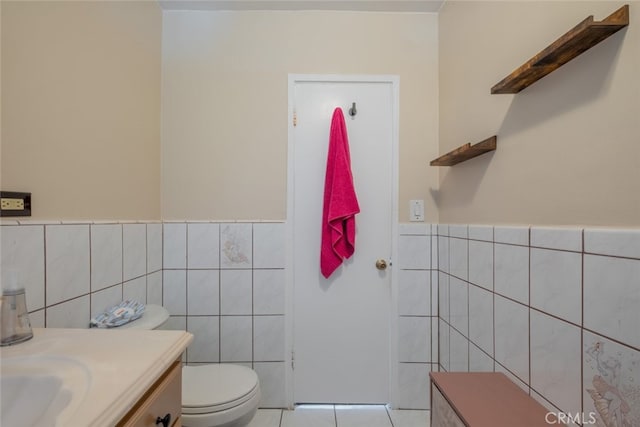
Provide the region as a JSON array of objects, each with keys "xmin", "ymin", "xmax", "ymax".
[{"xmin": 247, "ymin": 405, "xmax": 430, "ymax": 427}]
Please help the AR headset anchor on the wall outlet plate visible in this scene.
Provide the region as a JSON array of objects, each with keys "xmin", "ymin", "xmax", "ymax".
[{"xmin": 0, "ymin": 191, "xmax": 31, "ymax": 217}]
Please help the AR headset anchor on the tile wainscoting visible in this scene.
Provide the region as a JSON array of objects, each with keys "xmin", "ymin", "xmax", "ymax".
[
  {"xmin": 7, "ymin": 219, "xmax": 635, "ymax": 419},
  {"xmin": 0, "ymin": 220, "xmax": 433, "ymax": 409},
  {"xmin": 437, "ymin": 225, "xmax": 640, "ymax": 427},
  {"xmin": 0, "ymin": 221, "xmax": 164, "ymax": 329}
]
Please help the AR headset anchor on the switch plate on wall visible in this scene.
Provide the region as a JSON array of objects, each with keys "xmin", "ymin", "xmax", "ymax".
[{"xmin": 410, "ymin": 199, "xmax": 424, "ymax": 222}]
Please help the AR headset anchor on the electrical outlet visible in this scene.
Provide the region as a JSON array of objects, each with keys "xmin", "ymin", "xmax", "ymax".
[
  {"xmin": 1, "ymin": 198, "xmax": 24, "ymax": 210},
  {"xmin": 0, "ymin": 191, "xmax": 31, "ymax": 217}
]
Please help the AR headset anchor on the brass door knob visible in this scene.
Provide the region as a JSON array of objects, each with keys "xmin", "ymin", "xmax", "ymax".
[{"xmin": 375, "ymin": 259, "xmax": 388, "ymax": 270}]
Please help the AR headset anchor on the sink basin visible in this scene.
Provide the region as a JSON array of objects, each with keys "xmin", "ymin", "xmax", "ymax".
[{"xmin": 1, "ymin": 355, "xmax": 90, "ymax": 427}]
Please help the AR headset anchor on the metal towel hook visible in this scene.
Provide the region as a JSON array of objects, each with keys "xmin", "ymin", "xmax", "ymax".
[{"xmin": 348, "ymin": 102, "xmax": 357, "ymax": 118}]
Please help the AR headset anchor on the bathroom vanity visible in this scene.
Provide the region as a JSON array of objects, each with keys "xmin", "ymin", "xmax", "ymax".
[
  {"xmin": 117, "ymin": 360, "xmax": 182, "ymax": 427},
  {"xmin": 429, "ymin": 372, "xmax": 565, "ymax": 427},
  {"xmin": 0, "ymin": 328, "xmax": 192, "ymax": 427}
]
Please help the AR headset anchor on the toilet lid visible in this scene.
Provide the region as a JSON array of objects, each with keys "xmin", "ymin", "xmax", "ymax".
[{"xmin": 182, "ymin": 364, "xmax": 259, "ymax": 413}]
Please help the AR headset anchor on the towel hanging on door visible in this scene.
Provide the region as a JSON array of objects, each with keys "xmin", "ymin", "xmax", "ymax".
[{"xmin": 320, "ymin": 107, "xmax": 361, "ymax": 279}]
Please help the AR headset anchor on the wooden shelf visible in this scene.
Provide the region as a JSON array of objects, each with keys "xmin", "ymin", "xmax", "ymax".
[
  {"xmin": 430, "ymin": 136, "xmax": 497, "ymax": 167},
  {"xmin": 491, "ymin": 4, "xmax": 629, "ymax": 94}
]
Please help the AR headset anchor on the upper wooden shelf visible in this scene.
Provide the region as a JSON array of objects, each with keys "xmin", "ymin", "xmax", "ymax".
[
  {"xmin": 430, "ymin": 136, "xmax": 497, "ymax": 167},
  {"xmin": 491, "ymin": 4, "xmax": 629, "ymax": 94}
]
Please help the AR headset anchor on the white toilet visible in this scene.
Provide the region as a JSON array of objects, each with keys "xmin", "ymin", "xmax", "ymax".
[{"xmin": 120, "ymin": 305, "xmax": 261, "ymax": 427}]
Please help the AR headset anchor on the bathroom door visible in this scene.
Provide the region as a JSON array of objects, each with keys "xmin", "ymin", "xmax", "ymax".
[{"xmin": 288, "ymin": 75, "xmax": 397, "ymax": 404}]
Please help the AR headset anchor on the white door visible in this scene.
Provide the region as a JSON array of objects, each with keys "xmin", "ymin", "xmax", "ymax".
[{"xmin": 289, "ymin": 76, "xmax": 397, "ymax": 404}]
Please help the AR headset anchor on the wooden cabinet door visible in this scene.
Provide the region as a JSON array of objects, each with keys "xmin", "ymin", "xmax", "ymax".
[{"xmin": 118, "ymin": 361, "xmax": 182, "ymax": 427}]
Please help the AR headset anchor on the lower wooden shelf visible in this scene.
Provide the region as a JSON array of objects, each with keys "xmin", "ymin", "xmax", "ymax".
[{"xmin": 430, "ymin": 136, "xmax": 497, "ymax": 167}]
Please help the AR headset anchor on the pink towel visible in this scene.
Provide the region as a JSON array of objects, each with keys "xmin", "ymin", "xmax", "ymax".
[{"xmin": 320, "ymin": 107, "xmax": 360, "ymax": 279}]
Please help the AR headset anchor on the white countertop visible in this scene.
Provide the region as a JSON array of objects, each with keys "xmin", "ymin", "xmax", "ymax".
[{"xmin": 0, "ymin": 327, "xmax": 193, "ymax": 427}]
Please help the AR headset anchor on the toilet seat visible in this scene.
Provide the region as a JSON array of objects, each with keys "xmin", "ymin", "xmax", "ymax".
[{"xmin": 182, "ymin": 364, "xmax": 260, "ymax": 415}]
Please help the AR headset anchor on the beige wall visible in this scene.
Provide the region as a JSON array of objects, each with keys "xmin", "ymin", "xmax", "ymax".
[
  {"xmin": 1, "ymin": 1, "xmax": 162, "ymax": 220},
  {"xmin": 438, "ymin": 1, "xmax": 640, "ymax": 227},
  {"xmin": 161, "ymin": 10, "xmax": 439, "ymax": 221}
]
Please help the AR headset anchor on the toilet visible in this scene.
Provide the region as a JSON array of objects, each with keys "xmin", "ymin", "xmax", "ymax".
[{"xmin": 119, "ymin": 305, "xmax": 261, "ymax": 427}]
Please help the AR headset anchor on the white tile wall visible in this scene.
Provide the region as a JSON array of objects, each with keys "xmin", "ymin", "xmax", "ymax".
[
  {"xmin": 253, "ymin": 362, "xmax": 286, "ymax": 408},
  {"xmin": 187, "ymin": 223, "xmax": 220, "ymax": 269},
  {"xmin": 220, "ymin": 315, "xmax": 253, "ymax": 362},
  {"xmin": 253, "ymin": 223, "xmax": 286, "ymax": 269},
  {"xmin": 397, "ymin": 363, "xmax": 431, "ymax": 409},
  {"xmin": 147, "ymin": 271, "xmax": 163, "ymax": 305},
  {"xmin": 163, "ymin": 269, "xmax": 187, "ymax": 315},
  {"xmin": 530, "ymin": 226, "xmax": 582, "ymax": 252},
  {"xmin": 530, "ymin": 310, "xmax": 582, "ymax": 415},
  {"xmin": 449, "ymin": 237, "xmax": 468, "ymax": 280},
  {"xmin": 468, "ymin": 240, "xmax": 493, "ymax": 291},
  {"xmin": 123, "ymin": 224, "xmax": 147, "ymax": 281},
  {"xmin": 494, "ymin": 243, "xmax": 529, "ymax": 304},
  {"xmin": 47, "ymin": 295, "xmax": 90, "ymax": 328},
  {"xmin": 123, "ymin": 276, "xmax": 146, "ymax": 303},
  {"xmin": 397, "ymin": 235, "xmax": 430, "ymax": 269},
  {"xmin": 584, "ymin": 254, "xmax": 640, "ymax": 349},
  {"xmin": 0, "ymin": 225, "xmax": 45, "ymax": 311},
  {"xmin": 494, "ymin": 295, "xmax": 529, "ymax": 383},
  {"xmin": 45, "ymin": 225, "xmax": 90, "ymax": 306},
  {"xmin": 469, "ymin": 343, "xmax": 494, "ymax": 372},
  {"xmin": 437, "ymin": 224, "xmax": 640, "ymax": 422},
  {"xmin": 449, "ymin": 225, "xmax": 468, "ymax": 239},
  {"xmin": 397, "ymin": 270, "xmax": 430, "ymax": 316},
  {"xmin": 7, "ymin": 219, "xmax": 638, "ymax": 414},
  {"xmin": 398, "ymin": 317, "xmax": 430, "ymax": 363},
  {"xmin": 448, "ymin": 277, "xmax": 468, "ymax": 336},
  {"xmin": 254, "ymin": 316, "xmax": 286, "ymax": 361},
  {"xmin": 584, "ymin": 228, "xmax": 640, "ymax": 259},
  {"xmin": 449, "ymin": 327, "xmax": 469, "ymax": 372},
  {"xmin": 437, "ymin": 232, "xmax": 449, "ymax": 274},
  {"xmin": 186, "ymin": 316, "xmax": 219, "ymax": 363},
  {"xmin": 494, "ymin": 226, "xmax": 529, "ymax": 246},
  {"xmin": 187, "ymin": 270, "xmax": 219, "ymax": 315},
  {"xmin": 163, "ymin": 223, "xmax": 187, "ymax": 269},
  {"xmin": 220, "ymin": 269, "xmax": 253, "ymax": 315},
  {"xmin": 396, "ymin": 224, "xmax": 435, "ymax": 409},
  {"xmin": 468, "ymin": 225, "xmax": 493, "ymax": 242},
  {"xmin": 468, "ymin": 285, "xmax": 493, "ymax": 355},
  {"xmin": 439, "ymin": 319, "xmax": 450, "ymax": 372},
  {"xmin": 530, "ymin": 248, "xmax": 581, "ymax": 324},
  {"xmin": 91, "ymin": 224, "xmax": 123, "ymax": 291},
  {"xmin": 438, "ymin": 272, "xmax": 450, "ymax": 323},
  {"xmin": 146, "ymin": 223, "xmax": 163, "ymax": 272},
  {"xmin": 253, "ymin": 270, "xmax": 285, "ymax": 315}
]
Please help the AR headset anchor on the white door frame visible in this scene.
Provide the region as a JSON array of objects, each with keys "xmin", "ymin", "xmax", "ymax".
[{"xmin": 285, "ymin": 74, "xmax": 400, "ymax": 408}]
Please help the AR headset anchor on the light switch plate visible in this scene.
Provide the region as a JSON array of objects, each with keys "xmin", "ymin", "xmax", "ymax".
[{"xmin": 410, "ymin": 199, "xmax": 424, "ymax": 222}]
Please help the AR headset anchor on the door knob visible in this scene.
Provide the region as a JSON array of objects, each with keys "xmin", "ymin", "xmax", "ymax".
[{"xmin": 375, "ymin": 259, "xmax": 388, "ymax": 270}]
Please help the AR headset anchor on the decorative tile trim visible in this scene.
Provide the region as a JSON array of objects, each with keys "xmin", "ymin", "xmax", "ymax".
[{"xmin": 584, "ymin": 228, "xmax": 640, "ymax": 259}]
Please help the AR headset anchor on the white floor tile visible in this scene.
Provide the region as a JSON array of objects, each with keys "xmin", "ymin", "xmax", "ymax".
[
  {"xmin": 247, "ymin": 409, "xmax": 282, "ymax": 427},
  {"xmin": 387, "ymin": 409, "xmax": 430, "ymax": 427},
  {"xmin": 281, "ymin": 406, "xmax": 336, "ymax": 427},
  {"xmin": 335, "ymin": 405, "xmax": 392, "ymax": 427}
]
